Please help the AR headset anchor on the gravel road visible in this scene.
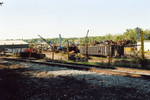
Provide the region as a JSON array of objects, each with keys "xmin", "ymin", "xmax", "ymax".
[{"xmin": 0, "ymin": 60, "xmax": 150, "ymax": 100}]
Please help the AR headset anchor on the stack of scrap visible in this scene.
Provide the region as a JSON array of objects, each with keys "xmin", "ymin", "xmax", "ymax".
[
  {"xmin": 90, "ymin": 40, "xmax": 132, "ymax": 46},
  {"xmin": 61, "ymin": 43, "xmax": 79, "ymax": 54},
  {"xmin": 90, "ymin": 41, "xmax": 101, "ymax": 46},
  {"xmin": 90, "ymin": 41, "xmax": 105, "ymax": 46},
  {"xmin": 109, "ymin": 40, "xmax": 132, "ymax": 45},
  {"xmin": 69, "ymin": 43, "xmax": 79, "ymax": 53},
  {"xmin": 109, "ymin": 40, "xmax": 117, "ymax": 45}
]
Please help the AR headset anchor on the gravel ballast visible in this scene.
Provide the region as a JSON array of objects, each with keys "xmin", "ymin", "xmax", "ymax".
[{"xmin": 0, "ymin": 60, "xmax": 150, "ymax": 100}]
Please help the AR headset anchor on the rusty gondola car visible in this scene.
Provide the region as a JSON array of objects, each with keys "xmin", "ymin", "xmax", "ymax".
[{"xmin": 79, "ymin": 45, "xmax": 124, "ymax": 57}]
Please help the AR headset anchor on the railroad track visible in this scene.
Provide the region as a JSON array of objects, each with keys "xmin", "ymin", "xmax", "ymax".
[{"xmin": 1, "ymin": 57, "xmax": 150, "ymax": 80}]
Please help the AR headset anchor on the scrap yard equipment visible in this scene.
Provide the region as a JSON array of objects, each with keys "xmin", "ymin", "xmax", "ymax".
[
  {"xmin": 20, "ymin": 47, "xmax": 46, "ymax": 59},
  {"xmin": 38, "ymin": 34, "xmax": 59, "ymax": 52},
  {"xmin": 57, "ymin": 34, "xmax": 63, "ymax": 50},
  {"xmin": 136, "ymin": 27, "xmax": 147, "ymax": 60},
  {"xmin": 38, "ymin": 34, "xmax": 53, "ymax": 48}
]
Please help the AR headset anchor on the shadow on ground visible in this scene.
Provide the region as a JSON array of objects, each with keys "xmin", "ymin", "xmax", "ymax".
[{"xmin": 0, "ymin": 64, "xmax": 150, "ymax": 100}]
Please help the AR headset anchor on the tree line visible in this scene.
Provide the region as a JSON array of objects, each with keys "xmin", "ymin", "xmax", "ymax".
[{"xmin": 24, "ymin": 28, "xmax": 150, "ymax": 45}]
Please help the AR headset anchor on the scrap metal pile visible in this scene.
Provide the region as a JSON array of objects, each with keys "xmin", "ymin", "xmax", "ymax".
[{"xmin": 90, "ymin": 40, "xmax": 132, "ymax": 46}]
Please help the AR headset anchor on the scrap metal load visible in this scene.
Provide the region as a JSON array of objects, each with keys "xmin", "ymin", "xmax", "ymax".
[
  {"xmin": 90, "ymin": 40, "xmax": 132, "ymax": 46},
  {"xmin": 80, "ymin": 40, "xmax": 132, "ymax": 57}
]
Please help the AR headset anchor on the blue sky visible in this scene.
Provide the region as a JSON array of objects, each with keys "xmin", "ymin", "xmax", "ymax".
[{"xmin": 0, "ymin": 0, "xmax": 150, "ymax": 39}]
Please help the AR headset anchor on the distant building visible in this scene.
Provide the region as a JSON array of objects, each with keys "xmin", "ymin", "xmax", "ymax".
[
  {"xmin": 0, "ymin": 40, "xmax": 29, "ymax": 53},
  {"xmin": 137, "ymin": 40, "xmax": 150, "ymax": 51}
]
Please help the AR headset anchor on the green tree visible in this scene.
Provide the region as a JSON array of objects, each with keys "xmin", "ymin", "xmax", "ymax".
[{"xmin": 123, "ymin": 28, "xmax": 139, "ymax": 43}]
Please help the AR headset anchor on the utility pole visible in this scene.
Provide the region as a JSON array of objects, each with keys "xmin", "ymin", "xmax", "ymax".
[
  {"xmin": 52, "ymin": 45, "xmax": 54, "ymax": 60},
  {"xmin": 108, "ymin": 42, "xmax": 111, "ymax": 66},
  {"xmin": 85, "ymin": 30, "xmax": 89, "ymax": 60},
  {"xmin": 67, "ymin": 40, "xmax": 69, "ymax": 61},
  {"xmin": 136, "ymin": 27, "xmax": 146, "ymax": 61},
  {"xmin": 141, "ymin": 31, "xmax": 144, "ymax": 60}
]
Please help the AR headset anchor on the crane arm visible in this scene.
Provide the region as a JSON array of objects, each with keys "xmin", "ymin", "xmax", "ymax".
[
  {"xmin": 85, "ymin": 30, "xmax": 89, "ymax": 42},
  {"xmin": 38, "ymin": 34, "xmax": 52, "ymax": 48}
]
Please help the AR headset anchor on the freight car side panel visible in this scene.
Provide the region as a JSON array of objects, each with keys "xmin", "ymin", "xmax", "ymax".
[
  {"xmin": 80, "ymin": 46, "xmax": 124, "ymax": 57},
  {"xmin": 80, "ymin": 46, "xmax": 114, "ymax": 56}
]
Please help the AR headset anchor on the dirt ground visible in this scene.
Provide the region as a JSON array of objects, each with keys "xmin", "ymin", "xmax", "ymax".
[
  {"xmin": 43, "ymin": 51, "xmax": 111, "ymax": 64},
  {"xmin": 43, "ymin": 51, "xmax": 68, "ymax": 61}
]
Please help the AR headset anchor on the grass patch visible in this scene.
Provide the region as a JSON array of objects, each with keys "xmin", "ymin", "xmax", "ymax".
[{"xmin": 44, "ymin": 55, "xmax": 150, "ymax": 70}]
